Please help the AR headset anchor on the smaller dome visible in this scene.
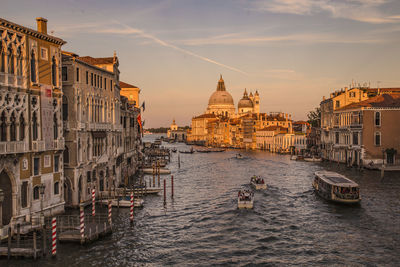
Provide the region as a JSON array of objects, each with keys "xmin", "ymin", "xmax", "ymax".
[{"xmin": 238, "ymin": 98, "xmax": 253, "ymax": 108}]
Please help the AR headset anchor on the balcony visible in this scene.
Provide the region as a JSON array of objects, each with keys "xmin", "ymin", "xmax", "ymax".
[
  {"xmin": 88, "ymin": 123, "xmax": 111, "ymax": 131},
  {"xmin": 0, "ymin": 73, "xmax": 28, "ymax": 88},
  {"xmin": 32, "ymin": 140, "xmax": 45, "ymax": 152},
  {"xmin": 0, "ymin": 141, "xmax": 28, "ymax": 154},
  {"xmin": 53, "ymin": 138, "xmax": 65, "ymax": 150}
]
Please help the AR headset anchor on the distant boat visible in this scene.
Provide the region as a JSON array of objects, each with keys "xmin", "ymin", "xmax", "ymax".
[
  {"xmin": 290, "ymin": 155, "xmax": 297, "ymax": 160},
  {"xmin": 142, "ymin": 168, "xmax": 171, "ymax": 174},
  {"xmin": 237, "ymin": 190, "xmax": 254, "ymax": 209},
  {"xmin": 171, "ymin": 148, "xmax": 177, "ymax": 153},
  {"xmin": 304, "ymin": 157, "xmax": 322, "ymax": 162},
  {"xmin": 313, "ymin": 171, "xmax": 361, "ymax": 204},
  {"xmin": 180, "ymin": 147, "xmax": 194, "ymax": 154},
  {"xmin": 250, "ymin": 176, "xmax": 267, "ymax": 190},
  {"xmin": 236, "ymin": 153, "xmax": 243, "ymax": 159}
]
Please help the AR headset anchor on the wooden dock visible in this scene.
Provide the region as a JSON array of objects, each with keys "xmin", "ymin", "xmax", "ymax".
[
  {"xmin": 0, "ymin": 247, "xmax": 42, "ymax": 258},
  {"xmin": 59, "ymin": 221, "xmax": 112, "ymax": 244}
]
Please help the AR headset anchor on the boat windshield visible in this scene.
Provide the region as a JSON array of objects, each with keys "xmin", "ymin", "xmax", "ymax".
[{"xmin": 333, "ymin": 186, "xmax": 359, "ymax": 199}]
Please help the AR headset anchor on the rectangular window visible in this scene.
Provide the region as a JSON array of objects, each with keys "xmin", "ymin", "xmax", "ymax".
[
  {"xmin": 353, "ymin": 132, "xmax": 358, "ymax": 145},
  {"xmin": 87, "ymin": 171, "xmax": 91, "ymax": 182},
  {"xmin": 91, "ymin": 73, "xmax": 93, "ymax": 85},
  {"xmin": 62, "ymin": 66, "xmax": 68, "ymax": 81},
  {"xmin": 104, "ymin": 78, "xmax": 107, "ymax": 89},
  {"xmin": 40, "ymin": 47, "xmax": 48, "ymax": 60},
  {"xmin": 110, "ymin": 80, "xmax": 113, "ymax": 91},
  {"xmin": 33, "ymin": 157, "xmax": 40, "ymax": 176},
  {"xmin": 21, "ymin": 181, "xmax": 28, "ymax": 208},
  {"xmin": 100, "ymin": 76, "xmax": 102, "ymax": 88},
  {"xmin": 94, "ymin": 74, "xmax": 97, "ymax": 87},
  {"xmin": 86, "ymin": 71, "xmax": 89, "ymax": 84},
  {"xmin": 44, "ymin": 155, "xmax": 51, "ymax": 168},
  {"xmin": 54, "ymin": 155, "xmax": 59, "ymax": 172},
  {"xmin": 76, "ymin": 67, "xmax": 80, "ymax": 82},
  {"xmin": 335, "ymin": 100, "xmax": 340, "ymax": 108},
  {"xmin": 335, "ymin": 132, "xmax": 339, "ymax": 144}
]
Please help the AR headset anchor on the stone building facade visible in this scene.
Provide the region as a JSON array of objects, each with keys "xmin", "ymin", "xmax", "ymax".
[
  {"xmin": 0, "ymin": 18, "xmax": 65, "ymax": 232},
  {"xmin": 61, "ymin": 51, "xmax": 123, "ymax": 206}
]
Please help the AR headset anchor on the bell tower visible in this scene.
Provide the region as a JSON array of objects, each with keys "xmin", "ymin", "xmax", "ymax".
[{"xmin": 254, "ymin": 90, "xmax": 260, "ymax": 114}]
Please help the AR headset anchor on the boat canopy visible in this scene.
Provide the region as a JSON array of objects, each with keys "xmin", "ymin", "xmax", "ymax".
[{"xmin": 314, "ymin": 171, "xmax": 359, "ymax": 187}]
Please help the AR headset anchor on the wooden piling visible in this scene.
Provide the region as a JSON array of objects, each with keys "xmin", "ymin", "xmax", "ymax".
[
  {"xmin": 178, "ymin": 153, "xmax": 181, "ymax": 168},
  {"xmin": 164, "ymin": 179, "xmax": 166, "ymax": 205},
  {"xmin": 17, "ymin": 223, "xmax": 21, "ymax": 247},
  {"xmin": 171, "ymin": 175, "xmax": 174, "ymax": 199},
  {"xmin": 33, "ymin": 231, "xmax": 37, "ymax": 260}
]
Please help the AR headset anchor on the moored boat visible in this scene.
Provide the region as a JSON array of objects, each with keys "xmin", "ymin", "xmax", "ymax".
[
  {"xmin": 237, "ymin": 190, "xmax": 254, "ymax": 209},
  {"xmin": 100, "ymin": 197, "xmax": 144, "ymax": 208},
  {"xmin": 236, "ymin": 153, "xmax": 243, "ymax": 159},
  {"xmin": 304, "ymin": 157, "xmax": 322, "ymax": 162},
  {"xmin": 313, "ymin": 171, "xmax": 361, "ymax": 204},
  {"xmin": 250, "ymin": 175, "xmax": 267, "ymax": 190},
  {"xmin": 142, "ymin": 168, "xmax": 171, "ymax": 174}
]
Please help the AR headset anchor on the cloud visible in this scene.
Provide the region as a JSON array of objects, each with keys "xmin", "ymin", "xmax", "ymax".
[{"xmin": 252, "ymin": 0, "xmax": 400, "ymax": 24}]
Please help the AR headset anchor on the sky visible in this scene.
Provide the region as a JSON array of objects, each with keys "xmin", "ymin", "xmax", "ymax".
[{"xmin": 3, "ymin": 0, "xmax": 400, "ymax": 127}]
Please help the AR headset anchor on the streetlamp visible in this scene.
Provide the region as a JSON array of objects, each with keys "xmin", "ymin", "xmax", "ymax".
[
  {"xmin": 39, "ymin": 184, "xmax": 46, "ymax": 225},
  {"xmin": 0, "ymin": 189, "xmax": 4, "ymax": 227}
]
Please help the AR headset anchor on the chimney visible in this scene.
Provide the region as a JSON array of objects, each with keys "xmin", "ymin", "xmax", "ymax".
[{"xmin": 36, "ymin": 17, "xmax": 48, "ymax": 34}]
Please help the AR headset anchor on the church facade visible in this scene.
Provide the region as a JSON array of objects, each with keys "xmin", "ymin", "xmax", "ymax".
[{"xmin": 187, "ymin": 75, "xmax": 293, "ymax": 149}]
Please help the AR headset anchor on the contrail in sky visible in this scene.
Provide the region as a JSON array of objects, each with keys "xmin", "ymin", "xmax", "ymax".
[{"xmin": 106, "ymin": 21, "xmax": 248, "ymax": 75}]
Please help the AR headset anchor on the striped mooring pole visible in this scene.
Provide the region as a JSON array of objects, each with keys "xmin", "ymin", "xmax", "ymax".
[
  {"xmin": 108, "ymin": 199, "xmax": 112, "ymax": 226},
  {"xmin": 130, "ymin": 192, "xmax": 134, "ymax": 224},
  {"xmin": 80, "ymin": 205, "xmax": 85, "ymax": 243},
  {"xmin": 51, "ymin": 217, "xmax": 57, "ymax": 257},
  {"xmin": 92, "ymin": 188, "xmax": 96, "ymax": 217}
]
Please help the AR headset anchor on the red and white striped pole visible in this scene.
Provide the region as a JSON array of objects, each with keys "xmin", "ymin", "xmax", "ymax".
[
  {"xmin": 51, "ymin": 217, "xmax": 57, "ymax": 257},
  {"xmin": 92, "ymin": 188, "xmax": 96, "ymax": 217},
  {"xmin": 130, "ymin": 192, "xmax": 134, "ymax": 224},
  {"xmin": 80, "ymin": 205, "xmax": 85, "ymax": 243},
  {"xmin": 108, "ymin": 199, "xmax": 112, "ymax": 226}
]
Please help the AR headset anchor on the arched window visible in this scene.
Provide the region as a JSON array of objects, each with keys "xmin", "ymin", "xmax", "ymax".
[
  {"xmin": 375, "ymin": 111, "xmax": 381, "ymax": 126},
  {"xmin": 17, "ymin": 47, "xmax": 22, "ymax": 76},
  {"xmin": 374, "ymin": 131, "xmax": 381, "ymax": 146},
  {"xmin": 8, "ymin": 47, "xmax": 15, "ymax": 74},
  {"xmin": 0, "ymin": 111, "xmax": 7, "ymax": 141},
  {"xmin": 62, "ymin": 95, "xmax": 68, "ymax": 121},
  {"xmin": 53, "ymin": 113, "xmax": 58, "ymax": 139},
  {"xmin": 30, "ymin": 50, "xmax": 36, "ymax": 83},
  {"xmin": 33, "ymin": 186, "xmax": 40, "ymax": 200},
  {"xmin": 19, "ymin": 114, "xmax": 25, "ymax": 141},
  {"xmin": 0, "ymin": 43, "xmax": 5, "ymax": 72},
  {"xmin": 54, "ymin": 181, "xmax": 59, "ymax": 195},
  {"xmin": 32, "ymin": 111, "xmax": 38, "ymax": 141},
  {"xmin": 51, "ymin": 56, "xmax": 57, "ymax": 86},
  {"xmin": 64, "ymin": 146, "xmax": 69, "ymax": 164},
  {"xmin": 10, "ymin": 112, "xmax": 16, "ymax": 141}
]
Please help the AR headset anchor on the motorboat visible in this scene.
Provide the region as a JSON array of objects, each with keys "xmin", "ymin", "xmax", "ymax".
[
  {"xmin": 290, "ymin": 155, "xmax": 297, "ymax": 160},
  {"xmin": 313, "ymin": 171, "xmax": 361, "ymax": 204},
  {"xmin": 180, "ymin": 147, "xmax": 194, "ymax": 154},
  {"xmin": 171, "ymin": 148, "xmax": 177, "ymax": 153},
  {"xmin": 304, "ymin": 157, "xmax": 322, "ymax": 162},
  {"xmin": 237, "ymin": 190, "xmax": 254, "ymax": 209},
  {"xmin": 100, "ymin": 197, "xmax": 144, "ymax": 208},
  {"xmin": 236, "ymin": 153, "xmax": 243, "ymax": 159},
  {"xmin": 250, "ymin": 175, "xmax": 267, "ymax": 190}
]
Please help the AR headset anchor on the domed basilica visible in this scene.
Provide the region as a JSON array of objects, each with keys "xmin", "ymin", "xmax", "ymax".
[{"xmin": 206, "ymin": 75, "xmax": 260, "ymax": 118}]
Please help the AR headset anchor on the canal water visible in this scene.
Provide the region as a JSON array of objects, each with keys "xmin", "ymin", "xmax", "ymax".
[{"xmin": 3, "ymin": 134, "xmax": 400, "ymax": 266}]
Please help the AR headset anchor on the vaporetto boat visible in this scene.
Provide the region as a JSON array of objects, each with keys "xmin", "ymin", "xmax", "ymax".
[
  {"xmin": 237, "ymin": 190, "xmax": 254, "ymax": 209},
  {"xmin": 313, "ymin": 171, "xmax": 361, "ymax": 204},
  {"xmin": 250, "ymin": 176, "xmax": 267, "ymax": 190}
]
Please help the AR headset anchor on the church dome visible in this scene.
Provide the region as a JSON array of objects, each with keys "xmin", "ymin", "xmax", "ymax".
[
  {"xmin": 238, "ymin": 89, "xmax": 253, "ymax": 108},
  {"xmin": 208, "ymin": 75, "xmax": 234, "ymax": 106},
  {"xmin": 208, "ymin": 91, "xmax": 234, "ymax": 105}
]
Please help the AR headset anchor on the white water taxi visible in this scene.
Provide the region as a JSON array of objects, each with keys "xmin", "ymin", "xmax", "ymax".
[
  {"xmin": 250, "ymin": 176, "xmax": 267, "ymax": 190},
  {"xmin": 313, "ymin": 171, "xmax": 361, "ymax": 204},
  {"xmin": 100, "ymin": 197, "xmax": 144, "ymax": 208},
  {"xmin": 237, "ymin": 190, "xmax": 254, "ymax": 209},
  {"xmin": 304, "ymin": 157, "xmax": 322, "ymax": 162}
]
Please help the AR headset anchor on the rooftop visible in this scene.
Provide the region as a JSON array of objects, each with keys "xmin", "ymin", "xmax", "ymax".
[
  {"xmin": 337, "ymin": 94, "xmax": 400, "ymax": 110},
  {"xmin": 120, "ymin": 81, "xmax": 138, "ymax": 89}
]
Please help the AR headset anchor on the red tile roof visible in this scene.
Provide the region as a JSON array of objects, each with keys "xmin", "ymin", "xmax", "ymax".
[
  {"xmin": 120, "ymin": 81, "xmax": 138, "ymax": 88},
  {"xmin": 338, "ymin": 94, "xmax": 400, "ymax": 110},
  {"xmin": 78, "ymin": 56, "xmax": 114, "ymax": 65},
  {"xmin": 193, "ymin": 113, "xmax": 217, "ymax": 119}
]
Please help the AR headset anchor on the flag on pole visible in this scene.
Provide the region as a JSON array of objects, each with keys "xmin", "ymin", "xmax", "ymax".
[
  {"xmin": 141, "ymin": 101, "xmax": 145, "ymax": 112},
  {"xmin": 137, "ymin": 113, "xmax": 142, "ymax": 129}
]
